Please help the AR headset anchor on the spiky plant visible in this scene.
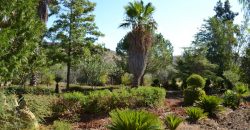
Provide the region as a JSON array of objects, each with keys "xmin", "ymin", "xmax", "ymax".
[
  {"xmin": 185, "ymin": 107, "xmax": 207, "ymax": 123},
  {"xmin": 108, "ymin": 109, "xmax": 163, "ymax": 130},
  {"xmin": 165, "ymin": 114, "xmax": 183, "ymax": 130}
]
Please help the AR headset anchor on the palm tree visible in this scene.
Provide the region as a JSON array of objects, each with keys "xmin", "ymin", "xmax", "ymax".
[{"xmin": 120, "ymin": 1, "xmax": 157, "ymax": 87}]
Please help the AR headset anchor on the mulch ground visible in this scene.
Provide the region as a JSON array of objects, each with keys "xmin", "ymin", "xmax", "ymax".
[{"xmin": 71, "ymin": 91, "xmax": 250, "ymax": 130}]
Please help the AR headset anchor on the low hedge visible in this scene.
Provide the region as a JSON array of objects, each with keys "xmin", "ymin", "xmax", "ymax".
[{"xmin": 52, "ymin": 86, "xmax": 166, "ymax": 119}]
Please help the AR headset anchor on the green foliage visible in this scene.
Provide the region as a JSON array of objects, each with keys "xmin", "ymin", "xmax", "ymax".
[
  {"xmin": 186, "ymin": 74, "xmax": 206, "ymax": 88},
  {"xmin": 47, "ymin": 0, "xmax": 102, "ymax": 88},
  {"xmin": 53, "ymin": 120, "xmax": 72, "ymax": 130},
  {"xmin": 131, "ymin": 86, "xmax": 166, "ymax": 107},
  {"xmin": 223, "ymin": 90, "xmax": 240, "ymax": 109},
  {"xmin": 0, "ymin": 0, "xmax": 45, "ymax": 82},
  {"xmin": 0, "ymin": 91, "xmax": 34, "ymax": 129},
  {"xmin": 24, "ymin": 94, "xmax": 58, "ymax": 123},
  {"xmin": 84, "ymin": 90, "xmax": 113, "ymax": 113},
  {"xmin": 165, "ymin": 114, "xmax": 183, "ymax": 130},
  {"xmin": 121, "ymin": 73, "xmax": 133, "ymax": 85},
  {"xmin": 184, "ymin": 88, "xmax": 206, "ymax": 105},
  {"xmin": 77, "ymin": 55, "xmax": 111, "ymax": 86},
  {"xmin": 185, "ymin": 107, "xmax": 207, "ymax": 122},
  {"xmin": 143, "ymin": 74, "xmax": 153, "ymax": 86},
  {"xmin": 108, "ymin": 109, "xmax": 163, "ymax": 130},
  {"xmin": 52, "ymin": 87, "xmax": 166, "ymax": 116},
  {"xmin": 4, "ymin": 86, "xmax": 54, "ymax": 95},
  {"xmin": 234, "ymin": 83, "xmax": 249, "ymax": 96},
  {"xmin": 196, "ymin": 95, "xmax": 223, "ymax": 117}
]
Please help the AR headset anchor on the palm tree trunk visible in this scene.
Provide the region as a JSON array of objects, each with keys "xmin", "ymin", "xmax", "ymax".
[{"xmin": 30, "ymin": 72, "xmax": 37, "ymax": 86}]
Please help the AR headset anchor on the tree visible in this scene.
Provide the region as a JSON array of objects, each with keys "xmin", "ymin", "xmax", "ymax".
[
  {"xmin": 47, "ymin": 0, "xmax": 102, "ymax": 89},
  {"xmin": 193, "ymin": 0, "xmax": 239, "ymax": 76},
  {"xmin": 120, "ymin": 0, "xmax": 157, "ymax": 87},
  {"xmin": 238, "ymin": 0, "xmax": 250, "ymax": 18},
  {"xmin": 241, "ymin": 43, "xmax": 250, "ymax": 84},
  {"xmin": 0, "ymin": 0, "xmax": 44, "ymax": 85}
]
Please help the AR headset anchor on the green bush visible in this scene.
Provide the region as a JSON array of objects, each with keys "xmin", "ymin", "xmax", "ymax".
[
  {"xmin": 53, "ymin": 120, "xmax": 72, "ymax": 130},
  {"xmin": 165, "ymin": 114, "xmax": 183, "ymax": 130},
  {"xmin": 196, "ymin": 95, "xmax": 223, "ymax": 117},
  {"xmin": 186, "ymin": 74, "xmax": 205, "ymax": 88},
  {"xmin": 62, "ymin": 92, "xmax": 86, "ymax": 102},
  {"xmin": 0, "ymin": 92, "xmax": 34, "ymax": 129},
  {"xmin": 183, "ymin": 88, "xmax": 206, "ymax": 105},
  {"xmin": 111, "ymin": 88, "xmax": 134, "ymax": 108},
  {"xmin": 84, "ymin": 90, "xmax": 113, "ymax": 113},
  {"xmin": 131, "ymin": 86, "xmax": 166, "ymax": 107},
  {"xmin": 234, "ymin": 83, "xmax": 249, "ymax": 96},
  {"xmin": 25, "ymin": 94, "xmax": 58, "ymax": 123},
  {"xmin": 223, "ymin": 90, "xmax": 240, "ymax": 109},
  {"xmin": 143, "ymin": 74, "xmax": 153, "ymax": 86},
  {"xmin": 121, "ymin": 73, "xmax": 133, "ymax": 85},
  {"xmin": 185, "ymin": 107, "xmax": 207, "ymax": 122},
  {"xmin": 108, "ymin": 109, "xmax": 163, "ymax": 130}
]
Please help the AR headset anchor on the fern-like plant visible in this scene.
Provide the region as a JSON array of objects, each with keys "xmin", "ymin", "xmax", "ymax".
[
  {"xmin": 185, "ymin": 107, "xmax": 207, "ymax": 123},
  {"xmin": 234, "ymin": 83, "xmax": 249, "ymax": 96},
  {"xmin": 165, "ymin": 114, "xmax": 183, "ymax": 130},
  {"xmin": 108, "ymin": 109, "xmax": 163, "ymax": 130},
  {"xmin": 196, "ymin": 95, "xmax": 223, "ymax": 117}
]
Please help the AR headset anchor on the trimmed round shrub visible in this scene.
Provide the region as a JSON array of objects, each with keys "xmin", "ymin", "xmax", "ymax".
[
  {"xmin": 108, "ymin": 109, "xmax": 163, "ymax": 130},
  {"xmin": 184, "ymin": 88, "xmax": 206, "ymax": 105},
  {"xmin": 223, "ymin": 90, "xmax": 240, "ymax": 110},
  {"xmin": 186, "ymin": 74, "xmax": 205, "ymax": 88}
]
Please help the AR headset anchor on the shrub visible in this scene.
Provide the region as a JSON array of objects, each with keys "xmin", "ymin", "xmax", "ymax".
[
  {"xmin": 62, "ymin": 92, "xmax": 86, "ymax": 102},
  {"xmin": 108, "ymin": 109, "xmax": 163, "ymax": 130},
  {"xmin": 53, "ymin": 121, "xmax": 72, "ymax": 130},
  {"xmin": 186, "ymin": 74, "xmax": 205, "ymax": 88},
  {"xmin": 111, "ymin": 88, "xmax": 134, "ymax": 108},
  {"xmin": 183, "ymin": 88, "xmax": 206, "ymax": 105},
  {"xmin": 131, "ymin": 86, "xmax": 166, "ymax": 107},
  {"xmin": 165, "ymin": 114, "xmax": 183, "ymax": 130},
  {"xmin": 84, "ymin": 90, "xmax": 113, "ymax": 113},
  {"xmin": 234, "ymin": 83, "xmax": 249, "ymax": 96},
  {"xmin": 25, "ymin": 94, "xmax": 58, "ymax": 123},
  {"xmin": 143, "ymin": 74, "xmax": 153, "ymax": 86},
  {"xmin": 121, "ymin": 73, "xmax": 133, "ymax": 85},
  {"xmin": 223, "ymin": 90, "xmax": 240, "ymax": 109},
  {"xmin": 196, "ymin": 95, "xmax": 223, "ymax": 117},
  {"xmin": 185, "ymin": 107, "xmax": 207, "ymax": 122}
]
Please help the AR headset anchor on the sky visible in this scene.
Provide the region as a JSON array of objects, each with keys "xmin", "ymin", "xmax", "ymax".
[{"xmin": 47, "ymin": 0, "xmax": 244, "ymax": 56}]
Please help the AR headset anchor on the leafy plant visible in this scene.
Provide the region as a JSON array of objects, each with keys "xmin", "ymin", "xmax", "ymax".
[
  {"xmin": 183, "ymin": 88, "xmax": 206, "ymax": 105},
  {"xmin": 165, "ymin": 114, "xmax": 183, "ymax": 130},
  {"xmin": 131, "ymin": 86, "xmax": 166, "ymax": 107},
  {"xmin": 234, "ymin": 83, "xmax": 249, "ymax": 96},
  {"xmin": 108, "ymin": 109, "xmax": 163, "ymax": 130},
  {"xmin": 53, "ymin": 120, "xmax": 72, "ymax": 130},
  {"xmin": 196, "ymin": 95, "xmax": 223, "ymax": 117},
  {"xmin": 223, "ymin": 90, "xmax": 240, "ymax": 109},
  {"xmin": 121, "ymin": 73, "xmax": 133, "ymax": 85},
  {"xmin": 186, "ymin": 74, "xmax": 206, "ymax": 88},
  {"xmin": 185, "ymin": 107, "xmax": 207, "ymax": 122}
]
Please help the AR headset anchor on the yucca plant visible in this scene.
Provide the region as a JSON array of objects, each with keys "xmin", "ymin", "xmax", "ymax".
[
  {"xmin": 196, "ymin": 95, "xmax": 223, "ymax": 117},
  {"xmin": 185, "ymin": 107, "xmax": 207, "ymax": 123},
  {"xmin": 108, "ymin": 109, "xmax": 163, "ymax": 130},
  {"xmin": 165, "ymin": 114, "xmax": 183, "ymax": 130}
]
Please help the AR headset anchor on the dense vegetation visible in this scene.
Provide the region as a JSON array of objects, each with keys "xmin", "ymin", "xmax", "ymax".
[{"xmin": 0, "ymin": 0, "xmax": 249, "ymax": 129}]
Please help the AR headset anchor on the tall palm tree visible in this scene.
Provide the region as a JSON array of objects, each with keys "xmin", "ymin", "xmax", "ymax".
[{"xmin": 120, "ymin": 1, "xmax": 157, "ymax": 87}]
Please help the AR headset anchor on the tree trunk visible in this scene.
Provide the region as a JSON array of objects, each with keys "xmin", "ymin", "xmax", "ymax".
[
  {"xmin": 66, "ymin": 60, "xmax": 71, "ymax": 90},
  {"xmin": 30, "ymin": 73, "xmax": 37, "ymax": 86}
]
